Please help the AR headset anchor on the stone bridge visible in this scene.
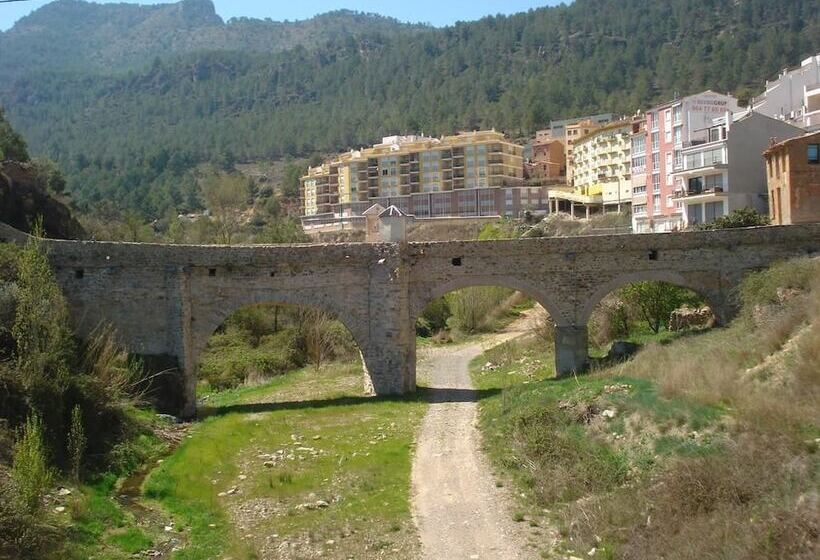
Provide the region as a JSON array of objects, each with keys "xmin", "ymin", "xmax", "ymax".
[{"xmin": 1, "ymin": 221, "xmax": 818, "ymax": 417}]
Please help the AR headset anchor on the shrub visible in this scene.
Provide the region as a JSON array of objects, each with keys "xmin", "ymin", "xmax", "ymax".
[
  {"xmin": 512, "ymin": 406, "xmax": 629, "ymax": 503},
  {"xmin": 447, "ymin": 286, "xmax": 513, "ymax": 333},
  {"xmin": 11, "ymin": 415, "xmax": 52, "ymax": 513},
  {"xmin": 416, "ymin": 297, "xmax": 451, "ymax": 337},
  {"xmin": 619, "ymin": 282, "xmax": 702, "ymax": 333},
  {"xmin": 695, "ymin": 207, "xmax": 769, "ymax": 230}
]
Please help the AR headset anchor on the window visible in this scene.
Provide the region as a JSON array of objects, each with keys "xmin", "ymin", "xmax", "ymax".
[
  {"xmin": 688, "ymin": 204, "xmax": 702, "ymax": 225},
  {"xmin": 632, "ymin": 155, "xmax": 646, "ymax": 170},
  {"xmin": 808, "ymin": 144, "xmax": 819, "ymax": 164},
  {"xmin": 705, "ymin": 201, "xmax": 724, "ymax": 222},
  {"xmin": 652, "ymin": 156, "xmax": 660, "ymax": 172},
  {"xmin": 633, "ymin": 185, "xmax": 647, "ymax": 195},
  {"xmin": 688, "ymin": 177, "xmax": 704, "ymax": 194},
  {"xmin": 652, "ymin": 173, "xmax": 660, "ymax": 192},
  {"xmin": 666, "ymin": 195, "xmax": 674, "ymax": 208},
  {"xmin": 633, "ymin": 203, "xmax": 647, "ymax": 215},
  {"xmin": 704, "ymin": 174, "xmax": 724, "ymax": 190},
  {"xmin": 653, "ymin": 194, "xmax": 662, "ymax": 213},
  {"xmin": 651, "ymin": 132, "xmax": 660, "ymax": 152},
  {"xmin": 672, "ymin": 105, "xmax": 682, "ymax": 125},
  {"xmin": 673, "ymin": 126, "xmax": 682, "ymax": 147}
]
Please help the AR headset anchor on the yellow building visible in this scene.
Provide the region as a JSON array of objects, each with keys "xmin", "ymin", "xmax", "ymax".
[
  {"xmin": 548, "ymin": 121, "xmax": 632, "ymax": 217},
  {"xmin": 300, "ymin": 130, "xmax": 533, "ymax": 219},
  {"xmin": 565, "ymin": 119, "xmax": 606, "ymax": 187}
]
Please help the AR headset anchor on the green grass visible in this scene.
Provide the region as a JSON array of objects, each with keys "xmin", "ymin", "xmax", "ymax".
[
  {"xmin": 106, "ymin": 528, "xmax": 153, "ymax": 554},
  {"xmin": 468, "ymin": 331, "xmax": 732, "ymax": 557},
  {"xmin": 468, "ymin": 258, "xmax": 820, "ymax": 560},
  {"xmin": 144, "ymin": 360, "xmax": 428, "ymax": 559},
  {"xmin": 59, "ymin": 412, "xmax": 173, "ymax": 559}
]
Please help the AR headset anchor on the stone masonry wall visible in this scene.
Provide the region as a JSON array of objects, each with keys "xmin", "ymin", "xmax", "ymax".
[{"xmin": 1, "ymin": 221, "xmax": 817, "ymax": 417}]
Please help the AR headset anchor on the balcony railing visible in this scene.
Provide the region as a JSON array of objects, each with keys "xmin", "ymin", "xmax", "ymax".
[{"xmin": 674, "ymin": 186, "xmax": 724, "ymax": 199}]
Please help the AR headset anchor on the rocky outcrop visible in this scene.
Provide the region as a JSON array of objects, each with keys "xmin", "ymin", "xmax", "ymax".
[
  {"xmin": 669, "ymin": 306, "xmax": 715, "ymax": 332},
  {"xmin": 0, "ymin": 160, "xmax": 84, "ymax": 239}
]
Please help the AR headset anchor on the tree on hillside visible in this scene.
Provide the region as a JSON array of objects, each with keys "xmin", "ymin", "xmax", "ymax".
[
  {"xmin": 281, "ymin": 161, "xmax": 306, "ymax": 199},
  {"xmin": 0, "ymin": 107, "xmax": 29, "ymax": 162},
  {"xmin": 201, "ymin": 171, "xmax": 251, "ymax": 244},
  {"xmin": 619, "ymin": 282, "xmax": 701, "ymax": 333}
]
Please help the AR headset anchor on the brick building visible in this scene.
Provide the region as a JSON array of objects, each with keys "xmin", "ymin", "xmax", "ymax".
[{"xmin": 764, "ymin": 131, "xmax": 820, "ymax": 225}]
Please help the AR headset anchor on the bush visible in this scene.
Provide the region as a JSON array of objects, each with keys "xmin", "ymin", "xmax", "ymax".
[
  {"xmin": 447, "ymin": 286, "xmax": 513, "ymax": 334},
  {"xmin": 619, "ymin": 282, "xmax": 702, "ymax": 333},
  {"xmin": 11, "ymin": 415, "xmax": 52, "ymax": 513},
  {"xmin": 589, "ymin": 296, "xmax": 630, "ymax": 347},
  {"xmin": 512, "ymin": 406, "xmax": 629, "ymax": 503},
  {"xmin": 695, "ymin": 207, "xmax": 769, "ymax": 230},
  {"xmin": 416, "ymin": 297, "xmax": 451, "ymax": 337}
]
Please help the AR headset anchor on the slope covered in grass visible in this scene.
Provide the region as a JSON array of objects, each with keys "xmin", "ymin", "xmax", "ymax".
[{"xmin": 471, "ymin": 258, "xmax": 819, "ymax": 559}]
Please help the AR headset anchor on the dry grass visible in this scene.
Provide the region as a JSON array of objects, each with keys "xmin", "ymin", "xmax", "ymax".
[{"xmin": 561, "ymin": 258, "xmax": 820, "ymax": 559}]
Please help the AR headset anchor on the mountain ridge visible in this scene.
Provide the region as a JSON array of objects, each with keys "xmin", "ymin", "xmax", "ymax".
[
  {"xmin": 0, "ymin": 0, "xmax": 817, "ymax": 218},
  {"xmin": 0, "ymin": 0, "xmax": 427, "ymax": 79}
]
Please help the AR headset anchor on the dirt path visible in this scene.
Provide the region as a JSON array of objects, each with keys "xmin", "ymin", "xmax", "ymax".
[{"xmin": 411, "ymin": 312, "xmax": 541, "ymax": 560}]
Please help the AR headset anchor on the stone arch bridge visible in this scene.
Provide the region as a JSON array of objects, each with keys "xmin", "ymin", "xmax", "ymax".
[{"xmin": 1, "ymin": 221, "xmax": 817, "ymax": 417}]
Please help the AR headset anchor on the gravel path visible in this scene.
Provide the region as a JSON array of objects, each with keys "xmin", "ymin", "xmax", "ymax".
[{"xmin": 411, "ymin": 315, "xmax": 540, "ymax": 560}]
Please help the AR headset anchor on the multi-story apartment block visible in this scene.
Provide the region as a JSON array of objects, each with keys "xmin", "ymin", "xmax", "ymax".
[
  {"xmin": 566, "ymin": 118, "xmax": 609, "ymax": 187},
  {"xmin": 570, "ymin": 120, "xmax": 633, "ymax": 212},
  {"xmin": 629, "ymin": 114, "xmax": 649, "ymax": 223},
  {"xmin": 300, "ymin": 130, "xmax": 536, "ymax": 221},
  {"xmin": 673, "ymin": 110, "xmax": 803, "ymax": 228},
  {"xmin": 529, "ymin": 136, "xmax": 565, "ymax": 179},
  {"xmin": 752, "ymin": 54, "xmax": 820, "ymax": 132},
  {"xmin": 632, "ymin": 91, "xmax": 740, "ymax": 233},
  {"xmin": 763, "ymin": 130, "xmax": 820, "ymax": 225},
  {"xmin": 301, "ymin": 163, "xmax": 336, "ymax": 216}
]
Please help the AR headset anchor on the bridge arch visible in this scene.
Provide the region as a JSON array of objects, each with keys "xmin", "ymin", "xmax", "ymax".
[
  {"xmin": 409, "ymin": 275, "xmax": 565, "ymax": 329},
  {"xmin": 578, "ymin": 270, "xmax": 727, "ymax": 327},
  {"xmin": 187, "ymin": 288, "xmax": 376, "ymax": 409}
]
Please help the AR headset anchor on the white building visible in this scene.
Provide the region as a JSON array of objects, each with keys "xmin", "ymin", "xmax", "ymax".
[
  {"xmin": 752, "ymin": 54, "xmax": 820, "ymax": 131},
  {"xmin": 672, "ymin": 110, "xmax": 803, "ymax": 228}
]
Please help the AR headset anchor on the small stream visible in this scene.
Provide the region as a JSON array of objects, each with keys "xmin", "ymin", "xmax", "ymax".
[{"xmin": 114, "ymin": 429, "xmax": 188, "ymax": 557}]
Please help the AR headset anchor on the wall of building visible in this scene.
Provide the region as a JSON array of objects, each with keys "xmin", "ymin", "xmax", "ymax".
[
  {"xmin": 753, "ymin": 54, "xmax": 820, "ymax": 129},
  {"xmin": 636, "ymin": 92, "xmax": 739, "ymax": 232},
  {"xmin": 767, "ymin": 133, "xmax": 820, "ymax": 225},
  {"xmin": 726, "ymin": 113, "xmax": 804, "ymax": 215}
]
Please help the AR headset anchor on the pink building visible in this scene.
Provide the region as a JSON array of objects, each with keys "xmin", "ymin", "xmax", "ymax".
[{"xmin": 632, "ymin": 91, "xmax": 740, "ymax": 233}]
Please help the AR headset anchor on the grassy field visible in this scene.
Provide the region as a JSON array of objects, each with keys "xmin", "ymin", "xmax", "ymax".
[
  {"xmin": 470, "ymin": 258, "xmax": 820, "ymax": 560},
  {"xmin": 142, "ymin": 361, "xmax": 428, "ymax": 560}
]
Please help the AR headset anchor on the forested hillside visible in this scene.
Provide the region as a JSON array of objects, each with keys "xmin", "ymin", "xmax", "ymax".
[
  {"xmin": 1, "ymin": 0, "xmax": 817, "ymax": 218},
  {"xmin": 0, "ymin": 0, "xmax": 424, "ymax": 78}
]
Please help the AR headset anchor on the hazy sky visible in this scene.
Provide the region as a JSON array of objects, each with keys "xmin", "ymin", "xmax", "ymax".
[{"xmin": 0, "ymin": 0, "xmax": 562, "ymax": 31}]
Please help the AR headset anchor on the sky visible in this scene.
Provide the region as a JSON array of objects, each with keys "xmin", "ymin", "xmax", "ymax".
[{"xmin": 0, "ymin": 0, "xmax": 562, "ymax": 31}]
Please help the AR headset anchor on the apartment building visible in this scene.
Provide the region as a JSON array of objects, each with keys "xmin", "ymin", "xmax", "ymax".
[
  {"xmin": 300, "ymin": 130, "xmax": 536, "ymax": 220},
  {"xmin": 529, "ymin": 135, "xmax": 565, "ymax": 179},
  {"xmin": 632, "ymin": 91, "xmax": 740, "ymax": 233},
  {"xmin": 763, "ymin": 131, "xmax": 820, "ymax": 225},
  {"xmin": 630, "ymin": 114, "xmax": 649, "ymax": 223},
  {"xmin": 571, "ymin": 120, "xmax": 632, "ymax": 212},
  {"xmin": 566, "ymin": 118, "xmax": 610, "ymax": 187},
  {"xmin": 673, "ymin": 110, "xmax": 803, "ymax": 227},
  {"xmin": 752, "ymin": 54, "xmax": 820, "ymax": 132}
]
